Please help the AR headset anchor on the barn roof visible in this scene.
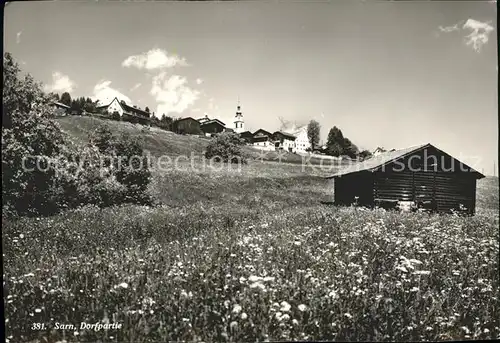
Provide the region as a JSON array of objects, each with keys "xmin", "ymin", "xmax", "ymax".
[
  {"xmin": 326, "ymin": 143, "xmax": 484, "ymax": 179},
  {"xmin": 273, "ymin": 131, "xmax": 297, "ymax": 140},
  {"xmin": 201, "ymin": 118, "xmax": 226, "ymax": 127}
]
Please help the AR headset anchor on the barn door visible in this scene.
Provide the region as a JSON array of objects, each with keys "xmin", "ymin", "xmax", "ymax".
[{"xmin": 413, "ymin": 171, "xmax": 437, "ymax": 211}]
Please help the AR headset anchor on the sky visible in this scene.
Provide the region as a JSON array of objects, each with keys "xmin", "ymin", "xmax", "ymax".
[{"xmin": 3, "ymin": 0, "xmax": 498, "ymax": 175}]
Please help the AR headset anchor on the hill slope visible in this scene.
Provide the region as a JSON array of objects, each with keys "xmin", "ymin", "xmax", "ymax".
[{"xmin": 55, "ymin": 116, "xmax": 343, "ymax": 166}]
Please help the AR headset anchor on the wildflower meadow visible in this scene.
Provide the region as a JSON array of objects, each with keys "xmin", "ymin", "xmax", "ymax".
[{"xmin": 3, "ymin": 164, "xmax": 499, "ymax": 342}]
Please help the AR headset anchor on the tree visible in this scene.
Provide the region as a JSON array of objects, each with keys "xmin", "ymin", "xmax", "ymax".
[
  {"xmin": 2, "ymin": 52, "xmax": 66, "ymax": 216},
  {"xmin": 307, "ymin": 120, "xmax": 320, "ymax": 151},
  {"xmin": 325, "ymin": 126, "xmax": 344, "ymax": 156},
  {"xmin": 145, "ymin": 106, "xmax": 150, "ymax": 113},
  {"xmin": 205, "ymin": 132, "xmax": 247, "ymax": 164},
  {"xmin": 60, "ymin": 92, "xmax": 71, "ymax": 106}
]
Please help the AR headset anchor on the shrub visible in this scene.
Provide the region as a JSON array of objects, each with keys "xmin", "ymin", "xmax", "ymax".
[
  {"xmin": 204, "ymin": 132, "xmax": 247, "ymax": 164},
  {"xmin": 89, "ymin": 126, "xmax": 152, "ymax": 206},
  {"xmin": 111, "ymin": 111, "xmax": 121, "ymax": 121}
]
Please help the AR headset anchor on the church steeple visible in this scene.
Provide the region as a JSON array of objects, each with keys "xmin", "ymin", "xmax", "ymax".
[{"xmin": 234, "ymin": 98, "xmax": 244, "ymax": 133}]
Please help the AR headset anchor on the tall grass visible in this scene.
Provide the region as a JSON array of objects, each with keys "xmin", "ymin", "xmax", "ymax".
[{"xmin": 3, "ymin": 156, "xmax": 499, "ymax": 342}]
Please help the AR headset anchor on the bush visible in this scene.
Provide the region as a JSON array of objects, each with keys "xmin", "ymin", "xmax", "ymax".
[
  {"xmin": 92, "ymin": 126, "xmax": 152, "ymax": 203},
  {"xmin": 111, "ymin": 111, "xmax": 121, "ymax": 121},
  {"xmin": 2, "ymin": 53, "xmax": 152, "ymax": 217},
  {"xmin": 204, "ymin": 132, "xmax": 247, "ymax": 164}
]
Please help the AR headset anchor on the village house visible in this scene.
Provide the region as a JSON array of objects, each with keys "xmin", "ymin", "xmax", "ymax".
[
  {"xmin": 252, "ymin": 129, "xmax": 275, "ymax": 150},
  {"xmin": 239, "ymin": 130, "xmax": 254, "ymax": 143},
  {"xmin": 199, "ymin": 118, "xmax": 226, "ymax": 137},
  {"xmin": 272, "ymin": 131, "xmax": 297, "ymax": 152},
  {"xmin": 279, "ymin": 124, "xmax": 310, "ymax": 153},
  {"xmin": 326, "ymin": 143, "xmax": 484, "ymax": 215},
  {"xmin": 49, "ymin": 101, "xmax": 70, "ymax": 116},
  {"xmin": 96, "ymin": 97, "xmax": 150, "ymax": 125},
  {"xmin": 172, "ymin": 117, "xmax": 202, "ymax": 135},
  {"xmin": 372, "ymin": 147, "xmax": 387, "ymax": 156}
]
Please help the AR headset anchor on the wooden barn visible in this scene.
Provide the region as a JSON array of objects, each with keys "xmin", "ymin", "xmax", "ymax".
[
  {"xmin": 326, "ymin": 143, "xmax": 485, "ymax": 215},
  {"xmin": 200, "ymin": 118, "xmax": 226, "ymax": 137},
  {"xmin": 172, "ymin": 117, "xmax": 202, "ymax": 135}
]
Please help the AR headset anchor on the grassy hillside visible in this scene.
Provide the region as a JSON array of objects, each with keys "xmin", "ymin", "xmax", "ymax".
[{"xmin": 55, "ymin": 116, "xmax": 343, "ymax": 166}]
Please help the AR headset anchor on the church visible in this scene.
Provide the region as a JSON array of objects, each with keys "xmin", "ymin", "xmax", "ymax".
[{"xmin": 233, "ymin": 101, "xmax": 245, "ymax": 134}]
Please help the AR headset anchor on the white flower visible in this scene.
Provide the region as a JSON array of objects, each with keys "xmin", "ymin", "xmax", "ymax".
[
  {"xmin": 328, "ymin": 290, "xmax": 338, "ymax": 299},
  {"xmin": 117, "ymin": 282, "xmax": 128, "ymax": 289},
  {"xmin": 250, "ymin": 282, "xmax": 266, "ymax": 291},
  {"xmin": 34, "ymin": 308, "xmax": 42, "ymax": 313},
  {"xmin": 344, "ymin": 313, "xmax": 353, "ymax": 319},
  {"xmin": 232, "ymin": 304, "xmax": 242, "ymax": 314},
  {"xmin": 19, "ymin": 234, "xmax": 24, "ymax": 239},
  {"xmin": 230, "ymin": 321, "xmax": 238, "ymax": 330},
  {"xmin": 410, "ymin": 287, "xmax": 419, "ymax": 292},
  {"xmin": 248, "ymin": 275, "xmax": 261, "ymax": 283},
  {"xmin": 240, "ymin": 312, "xmax": 248, "ymax": 320},
  {"xmin": 294, "ymin": 241, "xmax": 302, "ymax": 246},
  {"xmin": 280, "ymin": 301, "xmax": 291, "ymax": 312},
  {"xmin": 298, "ymin": 304, "xmax": 307, "ymax": 312}
]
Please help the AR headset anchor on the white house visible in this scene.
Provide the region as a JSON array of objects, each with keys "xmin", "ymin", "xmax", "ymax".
[
  {"xmin": 289, "ymin": 125, "xmax": 311, "ymax": 154},
  {"xmin": 372, "ymin": 147, "xmax": 386, "ymax": 156},
  {"xmin": 96, "ymin": 97, "xmax": 150, "ymax": 125}
]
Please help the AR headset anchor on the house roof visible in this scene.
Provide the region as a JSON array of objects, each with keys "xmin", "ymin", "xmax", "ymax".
[
  {"xmin": 201, "ymin": 118, "xmax": 226, "ymax": 127},
  {"xmin": 240, "ymin": 130, "xmax": 253, "ymax": 136},
  {"xmin": 51, "ymin": 101, "xmax": 70, "ymax": 109},
  {"xmin": 175, "ymin": 117, "xmax": 198, "ymax": 122},
  {"xmin": 273, "ymin": 131, "xmax": 296, "ymax": 140},
  {"xmin": 253, "ymin": 129, "xmax": 272, "ymax": 137},
  {"xmin": 326, "ymin": 143, "xmax": 484, "ymax": 179}
]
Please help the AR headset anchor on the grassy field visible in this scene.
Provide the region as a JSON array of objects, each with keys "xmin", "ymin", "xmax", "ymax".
[{"xmin": 3, "ymin": 117, "xmax": 499, "ymax": 342}]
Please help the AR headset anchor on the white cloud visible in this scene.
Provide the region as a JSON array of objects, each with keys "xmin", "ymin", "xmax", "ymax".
[
  {"xmin": 16, "ymin": 31, "xmax": 22, "ymax": 44},
  {"xmin": 196, "ymin": 78, "xmax": 203, "ymax": 85},
  {"xmin": 122, "ymin": 48, "xmax": 189, "ymax": 70},
  {"xmin": 44, "ymin": 71, "xmax": 76, "ymax": 93},
  {"xmin": 150, "ymin": 72, "xmax": 200, "ymax": 117},
  {"xmin": 130, "ymin": 83, "xmax": 142, "ymax": 91},
  {"xmin": 438, "ymin": 24, "xmax": 460, "ymax": 33},
  {"xmin": 92, "ymin": 80, "xmax": 131, "ymax": 105},
  {"xmin": 462, "ymin": 19, "xmax": 495, "ymax": 53},
  {"xmin": 438, "ymin": 19, "xmax": 495, "ymax": 53}
]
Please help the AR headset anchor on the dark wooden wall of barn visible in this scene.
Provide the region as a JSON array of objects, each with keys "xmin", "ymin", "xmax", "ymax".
[
  {"xmin": 332, "ymin": 146, "xmax": 479, "ymax": 214},
  {"xmin": 334, "ymin": 172, "xmax": 373, "ymax": 206},
  {"xmin": 374, "ymin": 146, "xmax": 478, "ymax": 214}
]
